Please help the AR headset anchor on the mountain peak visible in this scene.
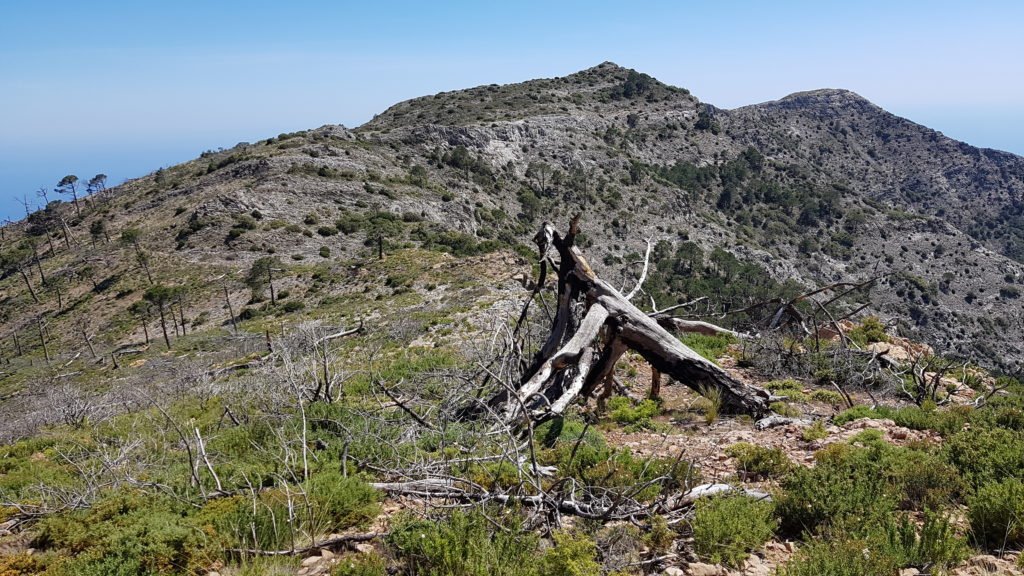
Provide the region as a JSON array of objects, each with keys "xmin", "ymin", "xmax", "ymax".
[
  {"xmin": 361, "ymin": 62, "xmax": 691, "ymax": 131},
  {"xmin": 772, "ymin": 88, "xmax": 875, "ymax": 110}
]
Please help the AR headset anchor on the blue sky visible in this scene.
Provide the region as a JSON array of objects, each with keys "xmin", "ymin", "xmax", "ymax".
[{"xmin": 2, "ymin": 0, "xmax": 1022, "ymax": 221}]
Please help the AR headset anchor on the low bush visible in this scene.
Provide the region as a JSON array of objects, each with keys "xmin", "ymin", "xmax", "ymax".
[
  {"xmin": 644, "ymin": 515, "xmax": 675, "ymax": 555},
  {"xmin": 967, "ymin": 478, "xmax": 1024, "ymax": 550},
  {"xmin": 0, "ymin": 554, "xmax": 43, "ymax": 576},
  {"xmin": 538, "ymin": 530, "xmax": 600, "ymax": 576},
  {"xmin": 680, "ymin": 332, "xmax": 736, "ymax": 363},
  {"xmin": 305, "ymin": 471, "xmax": 381, "ymax": 532},
  {"xmin": 608, "ymin": 397, "xmax": 659, "ymax": 430},
  {"xmin": 847, "ymin": 316, "xmax": 889, "ymax": 346},
  {"xmin": 37, "ymin": 489, "xmax": 213, "ymax": 576},
  {"xmin": 778, "ymin": 536, "xmax": 897, "ymax": 576},
  {"xmin": 770, "ymin": 401, "xmax": 801, "ymax": 417},
  {"xmin": 801, "ymin": 420, "xmax": 828, "ymax": 441},
  {"xmin": 882, "ymin": 449, "xmax": 965, "ymax": 510},
  {"xmin": 943, "ymin": 427, "xmax": 1024, "ymax": 489},
  {"xmin": 832, "ymin": 404, "xmax": 969, "ymax": 436},
  {"xmin": 534, "ymin": 416, "xmax": 608, "ymax": 477},
  {"xmin": 387, "ymin": 509, "xmax": 539, "ymax": 576},
  {"xmin": 725, "ymin": 442, "xmax": 791, "ymax": 479},
  {"xmin": 200, "ymin": 491, "xmax": 296, "ymax": 551},
  {"xmin": 810, "ymin": 389, "xmax": 845, "ymax": 405},
  {"xmin": 765, "ymin": 379, "xmax": 808, "ymax": 401},
  {"xmin": 873, "ymin": 510, "xmax": 968, "ymax": 571},
  {"xmin": 776, "ymin": 444, "xmax": 899, "ymax": 535},
  {"xmin": 691, "ymin": 494, "xmax": 777, "ymax": 568},
  {"xmin": 783, "ymin": 507, "xmax": 967, "ymax": 574},
  {"xmin": 281, "ymin": 300, "xmax": 306, "ymax": 313},
  {"xmin": 534, "ymin": 416, "xmax": 699, "ymax": 497},
  {"xmin": 832, "ymin": 404, "xmax": 894, "ymax": 426}
]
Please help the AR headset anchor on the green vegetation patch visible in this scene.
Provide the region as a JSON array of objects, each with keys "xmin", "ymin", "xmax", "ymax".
[
  {"xmin": 692, "ymin": 494, "xmax": 776, "ymax": 568},
  {"xmin": 680, "ymin": 332, "xmax": 737, "ymax": 363}
]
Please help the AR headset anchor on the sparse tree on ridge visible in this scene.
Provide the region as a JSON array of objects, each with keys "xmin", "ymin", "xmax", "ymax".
[
  {"xmin": 86, "ymin": 174, "xmax": 107, "ymax": 197},
  {"xmin": 56, "ymin": 175, "xmax": 81, "ymax": 216}
]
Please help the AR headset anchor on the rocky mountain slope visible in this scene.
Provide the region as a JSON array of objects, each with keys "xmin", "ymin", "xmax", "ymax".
[
  {"xmin": 2, "ymin": 62, "xmax": 1022, "ymax": 390},
  {"xmin": 1, "ymin": 62, "xmax": 1023, "ymax": 576}
]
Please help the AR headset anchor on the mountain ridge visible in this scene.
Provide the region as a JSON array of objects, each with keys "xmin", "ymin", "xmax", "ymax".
[{"xmin": 2, "ymin": 62, "xmax": 1022, "ymax": 386}]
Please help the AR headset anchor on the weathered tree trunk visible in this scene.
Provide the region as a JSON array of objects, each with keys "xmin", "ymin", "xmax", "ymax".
[
  {"xmin": 156, "ymin": 304, "xmax": 171, "ymax": 349},
  {"xmin": 17, "ymin": 266, "xmax": 39, "ymax": 303},
  {"xmin": 489, "ymin": 220, "xmax": 770, "ymax": 426}
]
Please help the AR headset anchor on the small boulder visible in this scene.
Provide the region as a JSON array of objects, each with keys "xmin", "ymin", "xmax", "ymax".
[{"xmin": 687, "ymin": 562, "xmax": 727, "ymax": 576}]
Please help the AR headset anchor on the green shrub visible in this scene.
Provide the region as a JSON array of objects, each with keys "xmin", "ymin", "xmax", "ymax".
[
  {"xmin": 801, "ymin": 420, "xmax": 828, "ymax": 442},
  {"xmin": 776, "ymin": 445, "xmax": 899, "ymax": 535},
  {"xmin": 534, "ymin": 417, "xmax": 699, "ymax": 497},
  {"xmin": 644, "ymin": 515, "xmax": 675, "ymax": 555},
  {"xmin": 199, "ymin": 491, "xmax": 296, "ymax": 551},
  {"xmin": 833, "ymin": 404, "xmax": 964, "ymax": 433},
  {"xmin": 832, "ymin": 405, "xmax": 894, "ymax": 426},
  {"xmin": 995, "ymin": 407, "xmax": 1024, "ymax": 430},
  {"xmin": 778, "ymin": 536, "xmax": 897, "ymax": 576},
  {"xmin": 968, "ymin": 478, "xmax": 1024, "ymax": 550},
  {"xmin": 539, "ymin": 530, "xmax": 600, "ymax": 576},
  {"xmin": 680, "ymin": 332, "xmax": 736, "ymax": 363},
  {"xmin": 0, "ymin": 554, "xmax": 43, "ymax": 576},
  {"xmin": 847, "ymin": 428, "xmax": 886, "ymax": 447},
  {"xmin": 37, "ymin": 489, "xmax": 213, "ymax": 576},
  {"xmin": 319, "ymin": 246, "xmax": 331, "ymax": 258},
  {"xmin": 608, "ymin": 397, "xmax": 659, "ymax": 430},
  {"xmin": 887, "ymin": 406, "xmax": 938, "ymax": 431},
  {"xmin": 725, "ymin": 442, "xmax": 791, "ymax": 479},
  {"xmin": 810, "ymin": 389, "xmax": 845, "ymax": 405},
  {"xmin": 238, "ymin": 306, "xmax": 263, "ymax": 320},
  {"xmin": 692, "ymin": 495, "xmax": 777, "ymax": 568},
  {"xmin": 943, "ymin": 427, "xmax": 1024, "ymax": 489},
  {"xmin": 534, "ymin": 416, "xmax": 609, "ymax": 477},
  {"xmin": 873, "ymin": 510, "xmax": 968, "ymax": 571},
  {"xmin": 765, "ymin": 379, "xmax": 808, "ymax": 400},
  {"xmin": 387, "ymin": 510, "xmax": 539, "ymax": 576},
  {"xmin": 281, "ymin": 301, "xmax": 306, "ymax": 313},
  {"xmin": 305, "ymin": 471, "xmax": 381, "ymax": 532},
  {"xmin": 847, "ymin": 316, "xmax": 889, "ymax": 346},
  {"xmin": 882, "ymin": 449, "xmax": 965, "ymax": 510},
  {"xmin": 770, "ymin": 401, "xmax": 801, "ymax": 417}
]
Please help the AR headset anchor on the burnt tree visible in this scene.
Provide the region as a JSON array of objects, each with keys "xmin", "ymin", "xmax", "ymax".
[{"xmin": 489, "ymin": 219, "xmax": 771, "ymax": 426}]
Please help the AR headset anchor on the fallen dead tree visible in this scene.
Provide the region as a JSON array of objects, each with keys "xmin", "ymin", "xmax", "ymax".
[
  {"xmin": 486, "ymin": 218, "xmax": 771, "ymax": 426},
  {"xmin": 368, "ymin": 479, "xmax": 769, "ymax": 524}
]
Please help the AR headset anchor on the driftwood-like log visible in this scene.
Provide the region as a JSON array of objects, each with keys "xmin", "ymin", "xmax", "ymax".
[{"xmin": 492, "ymin": 220, "xmax": 771, "ymax": 424}]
